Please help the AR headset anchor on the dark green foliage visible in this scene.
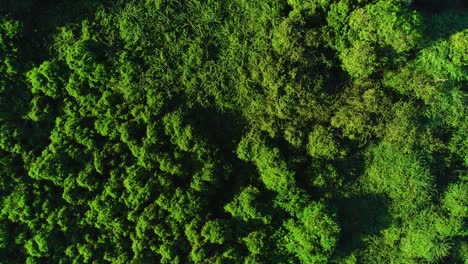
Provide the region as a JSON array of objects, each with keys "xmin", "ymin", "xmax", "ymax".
[{"xmin": 0, "ymin": 0, "xmax": 466, "ymax": 263}]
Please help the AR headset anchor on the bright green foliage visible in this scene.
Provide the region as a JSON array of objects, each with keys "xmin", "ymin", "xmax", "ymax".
[
  {"xmin": 283, "ymin": 202, "xmax": 340, "ymax": 263},
  {"xmin": 163, "ymin": 111, "xmax": 198, "ymax": 153},
  {"xmin": 365, "ymin": 140, "xmax": 434, "ymax": 216},
  {"xmin": 331, "ymin": 85, "xmax": 391, "ymax": 141},
  {"xmin": 237, "ymin": 132, "xmax": 296, "ymax": 193},
  {"xmin": 340, "ymin": 41, "xmax": 377, "ymax": 79},
  {"xmin": 201, "ymin": 220, "xmax": 232, "ymax": 244},
  {"xmin": 224, "ymin": 186, "xmax": 271, "ymax": 224},
  {"xmin": 27, "ymin": 61, "xmax": 65, "ymax": 99},
  {"xmin": 348, "ymin": 1, "xmax": 422, "ymax": 52},
  {"xmin": 333, "ymin": 0, "xmax": 423, "ymax": 80},
  {"xmin": 242, "ymin": 231, "xmax": 267, "ymax": 255},
  {"xmin": 442, "ymin": 182, "xmax": 468, "ymax": 218},
  {"xmin": 0, "ymin": 0, "xmax": 466, "ymax": 263},
  {"xmin": 307, "ymin": 125, "xmax": 342, "ymax": 159}
]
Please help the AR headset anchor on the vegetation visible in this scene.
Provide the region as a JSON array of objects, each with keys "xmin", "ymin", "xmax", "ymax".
[{"xmin": 0, "ymin": 0, "xmax": 467, "ymax": 263}]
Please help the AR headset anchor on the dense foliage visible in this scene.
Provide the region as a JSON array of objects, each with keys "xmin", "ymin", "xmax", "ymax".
[{"xmin": 1, "ymin": 0, "xmax": 467, "ymax": 263}]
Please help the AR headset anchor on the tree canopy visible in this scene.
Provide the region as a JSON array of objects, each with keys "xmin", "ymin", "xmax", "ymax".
[{"xmin": 0, "ymin": 0, "xmax": 467, "ymax": 263}]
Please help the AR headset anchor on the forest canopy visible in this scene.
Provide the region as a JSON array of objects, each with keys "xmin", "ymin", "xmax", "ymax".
[{"xmin": 0, "ymin": 0, "xmax": 467, "ymax": 263}]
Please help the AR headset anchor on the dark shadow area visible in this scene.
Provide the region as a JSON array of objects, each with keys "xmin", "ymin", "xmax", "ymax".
[
  {"xmin": 411, "ymin": 1, "xmax": 468, "ymax": 46},
  {"xmin": 201, "ymin": 147, "xmax": 263, "ymax": 218},
  {"xmin": 281, "ymin": 3, "xmax": 293, "ymax": 17},
  {"xmin": 187, "ymin": 106, "xmax": 260, "ymax": 217},
  {"xmin": 421, "ymin": 10, "xmax": 468, "ymax": 45},
  {"xmin": 0, "ymin": 1, "xmax": 108, "ymax": 159},
  {"xmin": 412, "ymin": 0, "xmax": 468, "ymax": 14},
  {"xmin": 431, "ymin": 151, "xmax": 466, "ymax": 193},
  {"xmin": 334, "ymin": 193, "xmax": 391, "ymax": 255},
  {"xmin": 189, "ymin": 107, "xmax": 246, "ymax": 151},
  {"xmin": 0, "ymin": 221, "xmax": 27, "ymax": 263},
  {"xmin": 0, "ymin": 0, "xmax": 107, "ymax": 63},
  {"xmin": 335, "ymin": 151, "xmax": 366, "ymax": 186}
]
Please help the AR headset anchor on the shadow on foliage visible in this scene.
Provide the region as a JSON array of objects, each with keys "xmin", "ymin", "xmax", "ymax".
[
  {"xmin": 412, "ymin": 0, "xmax": 468, "ymax": 14},
  {"xmin": 336, "ymin": 151, "xmax": 366, "ymax": 186},
  {"xmin": 430, "ymin": 151, "xmax": 466, "ymax": 193},
  {"xmin": 412, "ymin": 0, "xmax": 468, "ymax": 45},
  {"xmin": 1, "ymin": 0, "xmax": 105, "ymax": 63},
  {"xmin": 334, "ymin": 193, "xmax": 391, "ymax": 255},
  {"xmin": 188, "ymin": 106, "xmax": 257, "ymax": 215},
  {"xmin": 190, "ymin": 107, "xmax": 246, "ymax": 151}
]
